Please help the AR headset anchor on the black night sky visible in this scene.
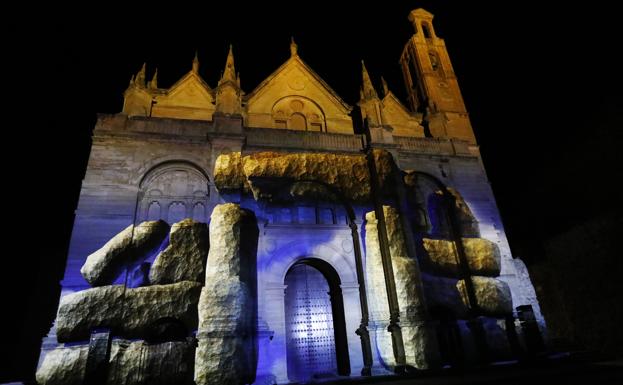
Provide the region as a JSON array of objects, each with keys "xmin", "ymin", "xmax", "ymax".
[{"xmin": 3, "ymin": 2, "xmax": 622, "ymax": 382}]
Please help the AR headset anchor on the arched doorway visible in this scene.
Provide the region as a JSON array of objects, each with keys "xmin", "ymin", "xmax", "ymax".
[{"xmin": 284, "ymin": 259, "xmax": 349, "ymax": 382}]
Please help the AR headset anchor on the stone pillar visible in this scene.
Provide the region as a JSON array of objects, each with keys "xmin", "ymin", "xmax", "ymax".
[
  {"xmin": 195, "ymin": 203, "xmax": 256, "ymax": 385},
  {"xmin": 350, "ymin": 218, "xmax": 374, "ymax": 376},
  {"xmin": 383, "ymin": 206, "xmax": 440, "ymax": 369},
  {"xmin": 364, "ymin": 211, "xmax": 396, "ymax": 369},
  {"xmin": 366, "ymin": 207, "xmax": 440, "ymax": 370},
  {"xmin": 341, "ymin": 282, "xmax": 365, "ymax": 375}
]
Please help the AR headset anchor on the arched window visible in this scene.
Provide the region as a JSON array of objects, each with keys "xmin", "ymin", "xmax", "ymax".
[
  {"xmin": 429, "ymin": 51, "xmax": 440, "ymax": 72},
  {"xmin": 289, "ymin": 113, "xmax": 307, "ymax": 131},
  {"xmin": 168, "ymin": 201, "xmax": 187, "ymax": 224},
  {"xmin": 405, "ymin": 173, "xmax": 451, "ymax": 238},
  {"xmin": 147, "ymin": 201, "xmax": 161, "ymax": 221},
  {"xmin": 192, "ymin": 202, "xmax": 205, "ymax": 222},
  {"xmin": 405, "ymin": 172, "xmax": 479, "ymax": 239},
  {"xmin": 139, "ymin": 162, "xmax": 210, "ymax": 224}
]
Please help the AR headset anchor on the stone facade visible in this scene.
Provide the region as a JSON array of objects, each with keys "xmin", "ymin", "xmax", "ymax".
[{"xmin": 36, "ymin": 8, "xmax": 545, "ymax": 385}]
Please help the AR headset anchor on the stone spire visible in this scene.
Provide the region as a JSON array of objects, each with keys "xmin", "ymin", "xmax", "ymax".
[
  {"xmin": 361, "ymin": 60, "xmax": 378, "ymax": 100},
  {"xmin": 135, "ymin": 63, "xmax": 146, "ymax": 87},
  {"xmin": 123, "ymin": 63, "xmax": 152, "ymax": 117},
  {"xmin": 219, "ymin": 44, "xmax": 237, "ymax": 85},
  {"xmin": 358, "ymin": 60, "xmax": 384, "ymax": 128},
  {"xmin": 215, "ymin": 45, "xmax": 242, "ymax": 115},
  {"xmin": 381, "ymin": 76, "xmax": 389, "ymax": 97},
  {"xmin": 290, "ymin": 37, "xmax": 298, "ymax": 57},
  {"xmin": 192, "ymin": 50, "xmax": 200, "ymax": 73},
  {"xmin": 149, "ymin": 68, "xmax": 158, "ymax": 89}
]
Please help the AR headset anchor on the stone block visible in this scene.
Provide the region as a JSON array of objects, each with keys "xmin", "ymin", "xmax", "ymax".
[
  {"xmin": 107, "ymin": 339, "xmax": 195, "ymax": 385},
  {"xmin": 36, "ymin": 345, "xmax": 88, "ymax": 385},
  {"xmin": 81, "ymin": 220, "xmax": 169, "ymax": 286},
  {"xmin": 36, "ymin": 340, "xmax": 195, "ymax": 385},
  {"xmin": 459, "ymin": 276, "xmax": 513, "ymax": 316},
  {"xmin": 421, "ymin": 238, "xmax": 501, "ymax": 277},
  {"xmin": 214, "ymin": 151, "xmax": 371, "ymax": 201},
  {"xmin": 366, "ymin": 207, "xmax": 439, "ymax": 369},
  {"xmin": 462, "ymin": 238, "xmax": 501, "ymax": 277},
  {"xmin": 56, "ymin": 281, "xmax": 202, "ymax": 342},
  {"xmin": 195, "ymin": 203, "xmax": 256, "ymax": 385},
  {"xmin": 149, "ymin": 219, "xmax": 209, "ymax": 284},
  {"xmin": 422, "ymin": 273, "xmax": 470, "ymax": 318}
]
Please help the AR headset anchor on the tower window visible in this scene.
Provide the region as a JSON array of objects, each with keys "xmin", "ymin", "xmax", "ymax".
[
  {"xmin": 422, "ymin": 23, "xmax": 432, "ymax": 38},
  {"xmin": 429, "ymin": 51, "xmax": 440, "ymax": 72}
]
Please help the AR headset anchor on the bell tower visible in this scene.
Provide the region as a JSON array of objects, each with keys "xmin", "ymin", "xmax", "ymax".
[{"xmin": 400, "ymin": 8, "xmax": 476, "ymax": 143}]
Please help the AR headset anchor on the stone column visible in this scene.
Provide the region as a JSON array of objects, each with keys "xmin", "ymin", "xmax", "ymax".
[
  {"xmin": 195, "ymin": 203, "xmax": 256, "ymax": 385},
  {"xmin": 383, "ymin": 206, "xmax": 439, "ymax": 369},
  {"xmin": 350, "ymin": 218, "xmax": 374, "ymax": 376},
  {"xmin": 367, "ymin": 206, "xmax": 440, "ymax": 370},
  {"xmin": 364, "ymin": 211, "xmax": 396, "ymax": 369},
  {"xmin": 341, "ymin": 282, "xmax": 365, "ymax": 375}
]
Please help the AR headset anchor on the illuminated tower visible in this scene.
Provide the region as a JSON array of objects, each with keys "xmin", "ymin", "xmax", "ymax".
[{"xmin": 400, "ymin": 8, "xmax": 476, "ymax": 143}]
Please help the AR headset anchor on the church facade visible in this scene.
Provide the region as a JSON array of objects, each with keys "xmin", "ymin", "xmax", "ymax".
[{"xmin": 36, "ymin": 9, "xmax": 545, "ymax": 385}]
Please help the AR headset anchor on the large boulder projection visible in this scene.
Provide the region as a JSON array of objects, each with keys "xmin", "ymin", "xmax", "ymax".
[
  {"xmin": 195, "ymin": 203, "xmax": 257, "ymax": 385},
  {"xmin": 36, "ymin": 340, "xmax": 195, "ymax": 385},
  {"xmin": 214, "ymin": 151, "xmax": 371, "ymax": 201},
  {"xmin": 80, "ymin": 220, "xmax": 169, "ymax": 286},
  {"xmin": 365, "ymin": 206, "xmax": 439, "ymax": 370},
  {"xmin": 149, "ymin": 219, "xmax": 209, "ymax": 284},
  {"xmin": 421, "ymin": 238, "xmax": 501, "ymax": 277},
  {"xmin": 56, "ymin": 281, "xmax": 202, "ymax": 342}
]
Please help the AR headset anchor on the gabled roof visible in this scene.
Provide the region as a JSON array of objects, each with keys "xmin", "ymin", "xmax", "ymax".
[
  {"xmin": 164, "ymin": 70, "xmax": 213, "ymax": 98},
  {"xmin": 245, "ymin": 55, "xmax": 352, "ymax": 113},
  {"xmin": 382, "ymin": 90, "xmax": 418, "ymax": 119}
]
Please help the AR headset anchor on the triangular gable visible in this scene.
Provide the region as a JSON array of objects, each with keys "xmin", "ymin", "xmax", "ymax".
[
  {"xmin": 382, "ymin": 91, "xmax": 418, "ymax": 122},
  {"xmin": 246, "ymin": 56, "xmax": 352, "ymax": 114},
  {"xmin": 382, "ymin": 91, "xmax": 424, "ymax": 137},
  {"xmin": 156, "ymin": 72, "xmax": 214, "ymax": 109}
]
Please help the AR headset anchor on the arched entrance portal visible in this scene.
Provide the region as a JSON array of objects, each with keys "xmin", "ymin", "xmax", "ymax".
[{"xmin": 284, "ymin": 259, "xmax": 350, "ymax": 382}]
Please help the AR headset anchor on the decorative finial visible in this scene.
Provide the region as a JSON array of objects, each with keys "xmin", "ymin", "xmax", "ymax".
[
  {"xmin": 290, "ymin": 37, "xmax": 298, "ymax": 57},
  {"xmin": 149, "ymin": 68, "xmax": 158, "ymax": 89},
  {"xmin": 135, "ymin": 63, "xmax": 146, "ymax": 87},
  {"xmin": 192, "ymin": 50, "xmax": 199, "ymax": 73},
  {"xmin": 360, "ymin": 60, "xmax": 378, "ymax": 99},
  {"xmin": 220, "ymin": 44, "xmax": 237, "ymax": 84},
  {"xmin": 381, "ymin": 76, "xmax": 389, "ymax": 96}
]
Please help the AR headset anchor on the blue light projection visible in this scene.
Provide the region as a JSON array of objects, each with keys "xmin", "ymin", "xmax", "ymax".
[
  {"xmin": 285, "ymin": 264, "xmax": 337, "ymax": 382},
  {"xmin": 246, "ymin": 194, "xmax": 364, "ymax": 382}
]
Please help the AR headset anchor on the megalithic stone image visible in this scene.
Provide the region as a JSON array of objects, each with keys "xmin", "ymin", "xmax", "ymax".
[{"xmin": 35, "ymin": 8, "xmax": 545, "ymax": 384}]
